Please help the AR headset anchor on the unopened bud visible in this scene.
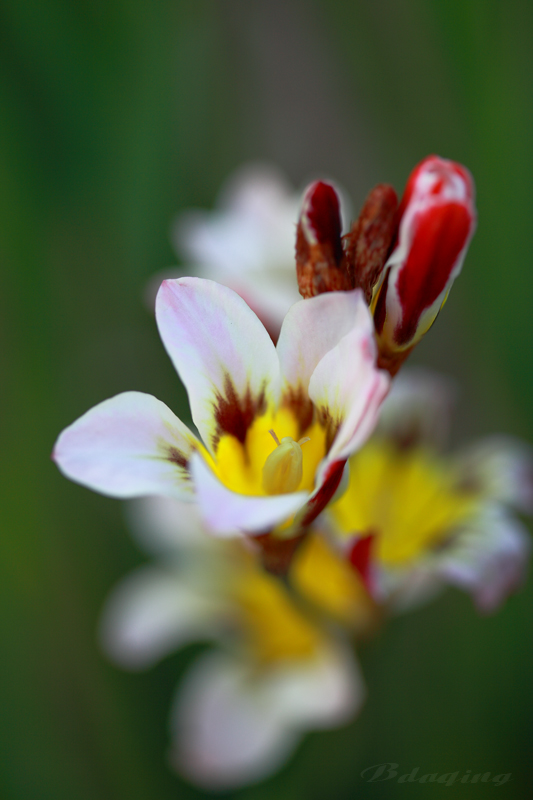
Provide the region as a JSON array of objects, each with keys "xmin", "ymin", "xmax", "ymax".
[
  {"xmin": 296, "ymin": 181, "xmax": 352, "ymax": 298},
  {"xmin": 372, "ymin": 155, "xmax": 476, "ymax": 374},
  {"xmin": 345, "ymin": 183, "xmax": 398, "ymax": 304}
]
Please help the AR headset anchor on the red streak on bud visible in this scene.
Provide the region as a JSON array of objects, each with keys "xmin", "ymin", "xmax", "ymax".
[
  {"xmin": 303, "ymin": 181, "xmax": 344, "ymax": 264},
  {"xmin": 296, "ymin": 181, "xmax": 351, "ymax": 298},
  {"xmin": 299, "ymin": 459, "xmax": 346, "ymax": 528},
  {"xmin": 394, "ymin": 202, "xmax": 471, "ymax": 345},
  {"xmin": 347, "ymin": 532, "xmax": 375, "ymax": 591}
]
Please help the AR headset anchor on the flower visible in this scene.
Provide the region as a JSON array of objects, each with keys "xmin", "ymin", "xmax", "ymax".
[
  {"xmin": 295, "ymin": 156, "xmax": 477, "ymax": 375},
  {"xmin": 100, "ymin": 496, "xmax": 372, "ymax": 789},
  {"xmin": 324, "ymin": 370, "xmax": 532, "ymax": 613},
  {"xmin": 53, "ymin": 278, "xmax": 388, "ymax": 547}
]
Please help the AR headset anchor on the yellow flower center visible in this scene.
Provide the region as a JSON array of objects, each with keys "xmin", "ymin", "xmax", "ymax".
[
  {"xmin": 203, "ymin": 407, "xmax": 327, "ymax": 497},
  {"xmin": 329, "ymin": 441, "xmax": 480, "ymax": 565}
]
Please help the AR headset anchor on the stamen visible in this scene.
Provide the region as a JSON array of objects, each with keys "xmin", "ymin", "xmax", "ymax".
[
  {"xmin": 298, "ymin": 437, "xmax": 310, "ymax": 446},
  {"xmin": 263, "ymin": 434, "xmax": 308, "ymax": 495},
  {"xmin": 268, "ymin": 429, "xmax": 281, "ymax": 446}
]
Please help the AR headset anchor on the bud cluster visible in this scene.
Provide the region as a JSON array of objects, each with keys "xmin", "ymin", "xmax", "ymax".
[{"xmin": 296, "ymin": 156, "xmax": 477, "ymax": 375}]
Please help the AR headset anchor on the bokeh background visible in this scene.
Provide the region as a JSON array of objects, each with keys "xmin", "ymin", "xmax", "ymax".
[{"xmin": 2, "ymin": 0, "xmax": 533, "ymax": 797}]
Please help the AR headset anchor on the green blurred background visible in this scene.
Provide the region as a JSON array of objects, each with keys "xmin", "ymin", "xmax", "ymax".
[{"xmin": 2, "ymin": 0, "xmax": 532, "ymax": 797}]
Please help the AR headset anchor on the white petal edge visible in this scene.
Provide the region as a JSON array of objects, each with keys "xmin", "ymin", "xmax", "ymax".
[
  {"xmin": 53, "ymin": 391, "xmax": 198, "ymax": 499},
  {"xmin": 191, "ymin": 452, "xmax": 309, "ymax": 537},
  {"xmin": 155, "ymin": 278, "xmax": 281, "ymax": 453},
  {"xmin": 277, "ymin": 290, "xmax": 372, "ymax": 394},
  {"xmin": 170, "ymin": 643, "xmax": 363, "ymax": 790},
  {"xmin": 99, "ymin": 566, "xmax": 224, "ymax": 670},
  {"xmin": 435, "ymin": 506, "xmax": 531, "ymax": 613}
]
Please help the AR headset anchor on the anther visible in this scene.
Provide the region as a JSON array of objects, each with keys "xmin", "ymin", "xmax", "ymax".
[{"xmin": 262, "ymin": 432, "xmax": 309, "ymax": 495}]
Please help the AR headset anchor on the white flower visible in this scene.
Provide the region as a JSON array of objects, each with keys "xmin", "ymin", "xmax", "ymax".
[
  {"xmin": 171, "ymin": 165, "xmax": 302, "ymax": 333},
  {"xmin": 53, "ymin": 278, "xmax": 388, "ymax": 540},
  {"xmin": 100, "ymin": 497, "xmax": 369, "ymax": 789},
  {"xmin": 325, "ymin": 370, "xmax": 532, "ymax": 613}
]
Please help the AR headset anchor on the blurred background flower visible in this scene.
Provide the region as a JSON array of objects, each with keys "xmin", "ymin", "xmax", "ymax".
[
  {"xmin": 100, "ymin": 498, "xmax": 368, "ymax": 790},
  {"xmin": 3, "ymin": 1, "xmax": 533, "ymax": 798}
]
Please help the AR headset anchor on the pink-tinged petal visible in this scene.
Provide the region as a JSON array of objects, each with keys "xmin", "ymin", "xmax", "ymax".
[
  {"xmin": 277, "ymin": 289, "xmax": 371, "ymax": 395},
  {"xmin": 455, "ymin": 436, "xmax": 533, "ymax": 513},
  {"xmin": 435, "ymin": 507, "xmax": 531, "ymax": 613},
  {"xmin": 52, "ymin": 392, "xmax": 197, "ymax": 499},
  {"xmin": 191, "ymin": 453, "xmax": 308, "ymax": 537},
  {"xmin": 99, "ymin": 566, "xmax": 224, "ymax": 670},
  {"xmin": 374, "ymin": 156, "xmax": 476, "ymax": 351},
  {"xmin": 309, "ymin": 326, "xmax": 390, "ymax": 464},
  {"xmin": 156, "ymin": 278, "xmax": 280, "ymax": 453},
  {"xmin": 171, "ymin": 644, "xmax": 363, "ymax": 790}
]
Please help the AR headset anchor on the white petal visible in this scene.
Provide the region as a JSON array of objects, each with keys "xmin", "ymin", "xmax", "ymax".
[
  {"xmin": 53, "ymin": 392, "xmax": 197, "ymax": 499},
  {"xmin": 191, "ymin": 453, "xmax": 308, "ymax": 537},
  {"xmin": 171, "ymin": 651, "xmax": 297, "ymax": 789},
  {"xmin": 435, "ymin": 506, "xmax": 531, "ymax": 613},
  {"xmin": 309, "ymin": 327, "xmax": 390, "ymax": 464},
  {"xmin": 99, "ymin": 566, "xmax": 223, "ymax": 670},
  {"xmin": 263, "ymin": 642, "xmax": 364, "ymax": 729},
  {"xmin": 455, "ymin": 436, "xmax": 533, "ymax": 513},
  {"xmin": 155, "ymin": 278, "xmax": 280, "ymax": 452},
  {"xmin": 277, "ymin": 290, "xmax": 372, "ymax": 394},
  {"xmin": 170, "ymin": 643, "xmax": 362, "ymax": 790}
]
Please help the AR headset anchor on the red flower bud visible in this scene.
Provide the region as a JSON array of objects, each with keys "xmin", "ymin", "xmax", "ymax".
[
  {"xmin": 296, "ymin": 181, "xmax": 351, "ymax": 298},
  {"xmin": 373, "ymin": 156, "xmax": 476, "ymax": 368}
]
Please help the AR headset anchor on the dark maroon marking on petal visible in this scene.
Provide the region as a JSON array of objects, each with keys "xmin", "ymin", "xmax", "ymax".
[
  {"xmin": 166, "ymin": 446, "xmax": 188, "ymax": 470},
  {"xmin": 282, "ymin": 386, "xmax": 314, "ymax": 435},
  {"xmin": 316, "ymin": 405, "xmax": 341, "ymax": 454},
  {"xmin": 299, "ymin": 458, "xmax": 346, "ymax": 528},
  {"xmin": 394, "ymin": 203, "xmax": 471, "ymax": 346},
  {"xmin": 348, "ymin": 532, "xmax": 375, "ymax": 591},
  {"xmin": 212, "ymin": 372, "xmax": 267, "ymax": 448}
]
